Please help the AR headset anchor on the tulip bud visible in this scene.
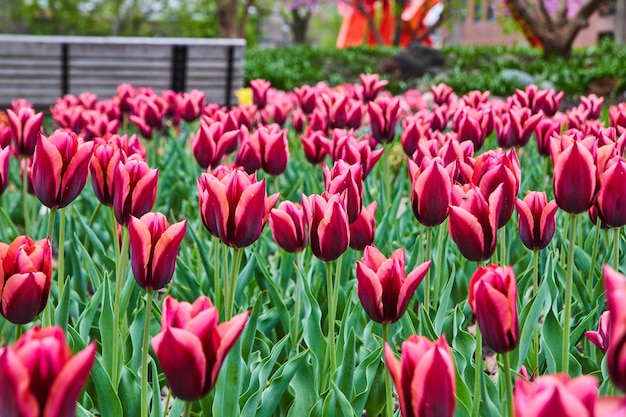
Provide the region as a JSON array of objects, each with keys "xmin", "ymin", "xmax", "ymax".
[
  {"xmin": 323, "ymin": 160, "xmax": 363, "ymax": 224},
  {"xmin": 31, "ymin": 130, "xmax": 95, "ymax": 209},
  {"xmin": 514, "ymin": 374, "xmax": 597, "ymax": 417},
  {"xmin": 302, "ymin": 193, "xmax": 350, "ymax": 262},
  {"xmin": 250, "ymin": 79, "xmax": 271, "ymax": 110},
  {"xmin": 7, "ymin": 107, "xmax": 44, "ymax": 157},
  {"xmin": 552, "ymin": 138, "xmax": 597, "ymax": 215},
  {"xmin": 349, "ymin": 201, "xmax": 377, "ymax": 251},
  {"xmin": 269, "ymin": 201, "xmax": 307, "ymax": 253},
  {"xmin": 356, "ymin": 245, "xmax": 430, "ymax": 323},
  {"xmin": 384, "ymin": 335, "xmax": 456, "ymax": 417},
  {"xmin": 368, "ymin": 98, "xmax": 401, "ymax": 144},
  {"xmin": 468, "ymin": 264, "xmax": 519, "ymax": 353},
  {"xmin": 0, "ymin": 326, "xmax": 96, "ymax": 417},
  {"xmin": 198, "ymin": 169, "xmax": 279, "ymax": 248},
  {"xmin": 516, "ymin": 191, "xmax": 558, "ymax": 251},
  {"xmin": 408, "ymin": 158, "xmax": 451, "ymax": 227},
  {"xmin": 129, "ymin": 212, "xmax": 187, "ymax": 291},
  {"xmin": 449, "ymin": 184, "xmax": 501, "ymax": 262},
  {"xmin": 585, "ymin": 311, "xmax": 610, "ymax": 354},
  {"xmin": 113, "ymin": 160, "xmax": 158, "ymax": 226},
  {"xmin": 152, "ymin": 296, "xmax": 249, "ymax": 401}
]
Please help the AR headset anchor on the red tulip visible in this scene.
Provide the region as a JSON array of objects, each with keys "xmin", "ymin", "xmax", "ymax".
[
  {"xmin": 384, "ymin": 335, "xmax": 456, "ymax": 417},
  {"xmin": 236, "ymin": 124, "xmax": 289, "ymax": 176},
  {"xmin": 356, "ymin": 245, "xmax": 430, "ymax": 323},
  {"xmin": 359, "ymin": 73, "xmax": 388, "ymax": 103},
  {"xmin": 349, "ymin": 201, "xmax": 377, "ymax": 251},
  {"xmin": 197, "ymin": 168, "xmax": 279, "ymax": 248},
  {"xmin": 452, "ymin": 106, "xmax": 492, "ymax": 151},
  {"xmin": 83, "ymin": 110, "xmax": 119, "ymax": 141},
  {"xmin": 512, "ymin": 84, "xmax": 563, "ymax": 116},
  {"xmin": 597, "ymin": 156, "xmax": 626, "ymax": 228},
  {"xmin": 107, "ymin": 133, "xmax": 146, "ymax": 161},
  {"xmin": 129, "ymin": 212, "xmax": 187, "ymax": 291},
  {"xmin": 302, "ymin": 193, "xmax": 349, "ymax": 262},
  {"xmin": 495, "ymin": 106, "xmax": 543, "ymax": 148},
  {"xmin": 323, "ymin": 160, "xmax": 364, "ymax": 224},
  {"xmin": 534, "ymin": 118, "xmax": 562, "ymax": 156},
  {"xmin": 177, "ymin": 89, "xmax": 205, "ymax": 122},
  {"xmin": 400, "ymin": 118, "xmax": 429, "ymax": 157},
  {"xmin": 250, "ymin": 79, "xmax": 271, "ymax": 110},
  {"xmin": 368, "ymin": 97, "xmax": 400, "ymax": 144},
  {"xmin": 449, "ymin": 184, "xmax": 502, "ymax": 262},
  {"xmin": 0, "ymin": 236, "xmax": 52, "ymax": 324},
  {"xmin": 269, "ymin": 201, "xmax": 307, "ymax": 253},
  {"xmin": 0, "ymin": 326, "xmax": 96, "ymax": 417},
  {"xmin": 585, "ymin": 311, "xmax": 610, "ymax": 354},
  {"xmin": 0, "ymin": 146, "xmax": 10, "ymax": 197},
  {"xmin": 7, "ymin": 107, "xmax": 43, "ymax": 157},
  {"xmin": 31, "ymin": 130, "xmax": 95, "ymax": 209},
  {"xmin": 551, "ymin": 138, "xmax": 597, "ymax": 215},
  {"xmin": 603, "ymin": 265, "xmax": 626, "ymax": 392},
  {"xmin": 516, "ymin": 191, "xmax": 558, "ymax": 251},
  {"xmin": 468, "ymin": 264, "xmax": 519, "ymax": 353},
  {"xmin": 331, "ymin": 129, "xmax": 383, "ymax": 178},
  {"xmin": 301, "ymin": 130, "xmax": 332, "ymax": 164},
  {"xmin": 90, "ymin": 139, "xmax": 125, "ymax": 206},
  {"xmin": 129, "ymin": 94, "xmax": 166, "ymax": 139},
  {"xmin": 192, "ymin": 121, "xmax": 239, "ymax": 170},
  {"xmin": 408, "ymin": 158, "xmax": 451, "ymax": 227},
  {"xmin": 514, "ymin": 374, "xmax": 597, "ymax": 417},
  {"xmin": 113, "ymin": 160, "xmax": 158, "ymax": 226},
  {"xmin": 152, "ymin": 296, "xmax": 249, "ymax": 401}
]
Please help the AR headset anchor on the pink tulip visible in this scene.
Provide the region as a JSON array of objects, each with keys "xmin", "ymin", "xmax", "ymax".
[
  {"xmin": 597, "ymin": 155, "xmax": 626, "ymax": 228},
  {"xmin": 301, "ymin": 130, "xmax": 332, "ymax": 164},
  {"xmin": 431, "ymin": 83, "xmax": 454, "ymax": 106},
  {"xmin": 323, "ymin": 160, "xmax": 363, "ymax": 224},
  {"xmin": 7, "ymin": 107, "xmax": 44, "ymax": 157},
  {"xmin": 368, "ymin": 97, "xmax": 401, "ymax": 144},
  {"xmin": 514, "ymin": 374, "xmax": 597, "ymax": 417},
  {"xmin": 551, "ymin": 137, "xmax": 597, "ymax": 215},
  {"xmin": 359, "ymin": 73, "xmax": 388, "ymax": 103},
  {"xmin": 302, "ymin": 193, "xmax": 349, "ymax": 262},
  {"xmin": 250, "ymin": 79, "xmax": 271, "ymax": 109},
  {"xmin": 585, "ymin": 311, "xmax": 610, "ymax": 354},
  {"xmin": 603, "ymin": 265, "xmax": 626, "ymax": 392}
]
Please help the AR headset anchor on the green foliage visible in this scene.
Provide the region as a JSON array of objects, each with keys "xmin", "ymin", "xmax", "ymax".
[{"xmin": 245, "ymin": 39, "xmax": 626, "ymax": 98}]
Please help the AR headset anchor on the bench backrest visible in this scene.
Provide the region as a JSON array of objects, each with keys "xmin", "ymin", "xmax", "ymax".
[{"xmin": 0, "ymin": 35, "xmax": 246, "ymax": 108}]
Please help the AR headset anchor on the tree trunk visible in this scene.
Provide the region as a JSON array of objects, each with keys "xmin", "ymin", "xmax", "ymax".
[
  {"xmin": 291, "ymin": 9, "xmax": 311, "ymax": 44},
  {"xmin": 616, "ymin": 0, "xmax": 626, "ymax": 44},
  {"xmin": 506, "ymin": 0, "xmax": 605, "ymax": 58},
  {"xmin": 217, "ymin": 0, "xmax": 239, "ymax": 38}
]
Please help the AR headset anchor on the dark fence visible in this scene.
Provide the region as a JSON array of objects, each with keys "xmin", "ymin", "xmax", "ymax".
[{"xmin": 0, "ymin": 35, "xmax": 246, "ymax": 108}]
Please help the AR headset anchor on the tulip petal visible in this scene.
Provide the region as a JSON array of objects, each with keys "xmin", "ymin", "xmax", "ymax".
[
  {"xmin": 233, "ymin": 180, "xmax": 266, "ymax": 247},
  {"xmin": 152, "ymin": 328, "xmax": 207, "ymax": 401},
  {"xmin": 475, "ymin": 281, "xmax": 518, "ymax": 353},
  {"xmin": 57, "ymin": 141, "xmax": 94, "ymax": 208},
  {"xmin": 317, "ymin": 199, "xmax": 350, "ymax": 261},
  {"xmin": 128, "ymin": 216, "xmax": 151, "ymax": 288},
  {"xmin": 130, "ymin": 168, "xmax": 158, "ymax": 219},
  {"xmin": 32, "ymin": 136, "xmax": 63, "ymax": 208},
  {"xmin": 355, "ymin": 261, "xmax": 384, "ymax": 322},
  {"xmin": 43, "ymin": 343, "xmax": 96, "ymax": 417},
  {"xmin": 383, "ymin": 344, "xmax": 408, "ymax": 417},
  {"xmin": 397, "ymin": 261, "xmax": 431, "ymax": 319},
  {"xmin": 411, "ymin": 345, "xmax": 455, "ymax": 417},
  {"xmin": 210, "ymin": 311, "xmax": 249, "ymax": 387},
  {"xmin": 150, "ymin": 220, "xmax": 187, "ymax": 290},
  {"xmin": 1, "ymin": 272, "xmax": 48, "ymax": 324},
  {"xmin": 554, "ymin": 142, "xmax": 596, "ymax": 214},
  {"xmin": 200, "ymin": 175, "xmax": 229, "ymax": 242},
  {"xmin": 448, "ymin": 206, "xmax": 486, "ymax": 262},
  {"xmin": 0, "ymin": 347, "xmax": 39, "ymax": 417}
]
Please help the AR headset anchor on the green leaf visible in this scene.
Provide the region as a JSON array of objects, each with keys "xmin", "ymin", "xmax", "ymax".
[
  {"xmin": 257, "ymin": 350, "xmax": 308, "ymax": 417},
  {"xmin": 542, "ymin": 310, "xmax": 563, "ymax": 374},
  {"xmin": 213, "ymin": 339, "xmax": 244, "ymax": 417},
  {"xmin": 98, "ymin": 280, "xmax": 115, "ymax": 387},
  {"xmin": 54, "ymin": 277, "xmax": 72, "ymax": 332},
  {"xmin": 287, "ymin": 358, "xmax": 318, "ymax": 417},
  {"xmin": 330, "ymin": 381, "xmax": 358, "ymax": 417},
  {"xmin": 513, "ymin": 279, "xmax": 548, "ymax": 370}
]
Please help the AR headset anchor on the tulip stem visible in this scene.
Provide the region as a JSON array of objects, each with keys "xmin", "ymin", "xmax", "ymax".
[
  {"xmin": 562, "ymin": 213, "xmax": 578, "ymax": 374},
  {"xmin": 588, "ymin": 218, "xmax": 601, "ymax": 295},
  {"xmin": 499, "ymin": 226, "xmax": 507, "ymax": 265},
  {"xmin": 22, "ymin": 157, "xmax": 29, "ymax": 236},
  {"xmin": 15, "ymin": 324, "xmax": 22, "ymax": 340},
  {"xmin": 382, "ymin": 323, "xmax": 394, "ymax": 417},
  {"xmin": 111, "ymin": 226, "xmax": 130, "ymax": 390},
  {"xmin": 613, "ymin": 227, "xmax": 621, "ymax": 271},
  {"xmin": 326, "ymin": 261, "xmax": 337, "ymax": 382},
  {"xmin": 57, "ymin": 207, "xmax": 67, "ymax": 302},
  {"xmin": 433, "ymin": 221, "xmax": 447, "ymax": 310},
  {"xmin": 382, "ymin": 147, "xmax": 391, "ymax": 207},
  {"xmin": 424, "ymin": 227, "xmax": 433, "ymax": 310},
  {"xmin": 141, "ymin": 290, "xmax": 154, "ymax": 417},
  {"xmin": 213, "ymin": 236, "xmax": 221, "ymax": 312},
  {"xmin": 501, "ymin": 351, "xmax": 514, "ymax": 417},
  {"xmin": 471, "ymin": 325, "xmax": 482, "ymax": 417},
  {"xmin": 182, "ymin": 401, "xmax": 192, "ymax": 417},
  {"xmin": 532, "ymin": 249, "xmax": 540, "ymax": 370},
  {"xmin": 292, "ymin": 252, "xmax": 305, "ymax": 351},
  {"xmin": 225, "ymin": 247, "xmax": 244, "ymax": 320},
  {"xmin": 42, "ymin": 208, "xmax": 57, "ymax": 327}
]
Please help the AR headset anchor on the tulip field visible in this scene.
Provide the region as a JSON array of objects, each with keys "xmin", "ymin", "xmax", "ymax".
[{"xmin": 1, "ymin": 76, "xmax": 626, "ymax": 417}]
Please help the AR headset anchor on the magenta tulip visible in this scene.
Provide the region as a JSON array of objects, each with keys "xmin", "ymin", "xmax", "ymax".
[
  {"xmin": 430, "ymin": 83, "xmax": 454, "ymax": 106},
  {"xmin": 31, "ymin": 130, "xmax": 95, "ymax": 209},
  {"xmin": 349, "ymin": 201, "xmax": 377, "ymax": 251},
  {"xmin": 113, "ymin": 159, "xmax": 158, "ymax": 226},
  {"xmin": 301, "ymin": 130, "xmax": 332, "ymax": 164},
  {"xmin": 302, "ymin": 193, "xmax": 350, "ymax": 262},
  {"xmin": 0, "ymin": 146, "xmax": 10, "ymax": 197},
  {"xmin": 152, "ymin": 296, "xmax": 249, "ymax": 401},
  {"xmin": 514, "ymin": 374, "xmax": 597, "ymax": 417},
  {"xmin": 323, "ymin": 160, "xmax": 363, "ymax": 224},
  {"xmin": 250, "ymin": 79, "xmax": 271, "ymax": 110},
  {"xmin": 516, "ymin": 191, "xmax": 558, "ymax": 251},
  {"xmin": 368, "ymin": 97, "xmax": 400, "ymax": 144},
  {"xmin": 7, "ymin": 107, "xmax": 44, "ymax": 157},
  {"xmin": 269, "ymin": 201, "xmax": 307, "ymax": 253},
  {"xmin": 359, "ymin": 73, "xmax": 388, "ymax": 103},
  {"xmin": 597, "ymin": 156, "xmax": 626, "ymax": 228},
  {"xmin": 356, "ymin": 245, "xmax": 430, "ymax": 323},
  {"xmin": 408, "ymin": 158, "xmax": 451, "ymax": 227},
  {"xmin": 603, "ymin": 265, "xmax": 626, "ymax": 392},
  {"xmin": 495, "ymin": 106, "xmax": 543, "ymax": 148},
  {"xmin": 552, "ymin": 138, "xmax": 597, "ymax": 215},
  {"xmin": 384, "ymin": 335, "xmax": 456, "ymax": 417},
  {"xmin": 192, "ymin": 121, "xmax": 239, "ymax": 170},
  {"xmin": 0, "ymin": 326, "xmax": 96, "ymax": 417},
  {"xmin": 468, "ymin": 264, "xmax": 519, "ymax": 353},
  {"xmin": 585, "ymin": 311, "xmax": 610, "ymax": 354}
]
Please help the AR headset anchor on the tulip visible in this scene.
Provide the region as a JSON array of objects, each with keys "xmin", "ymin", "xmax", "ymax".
[
  {"xmin": 198, "ymin": 168, "xmax": 279, "ymax": 248},
  {"xmin": 192, "ymin": 121, "xmax": 239, "ymax": 170},
  {"xmin": 356, "ymin": 245, "xmax": 430, "ymax": 323},
  {"xmin": 384, "ymin": 335, "xmax": 456, "ymax": 417},
  {"xmin": 349, "ymin": 201, "xmax": 377, "ymax": 251},
  {"xmin": 597, "ymin": 156, "xmax": 626, "ymax": 228},
  {"xmin": 308, "ymin": 107, "xmax": 328, "ymax": 133},
  {"xmin": 323, "ymin": 160, "xmax": 363, "ymax": 224},
  {"xmin": 90, "ymin": 139, "xmax": 126, "ymax": 206},
  {"xmin": 152, "ymin": 296, "xmax": 248, "ymax": 401},
  {"xmin": 301, "ymin": 130, "xmax": 332, "ymax": 164},
  {"xmin": 7, "ymin": 107, "xmax": 44, "ymax": 157},
  {"xmin": 603, "ymin": 265, "xmax": 626, "ymax": 392},
  {"xmin": 535, "ymin": 118, "xmax": 562, "ymax": 156},
  {"xmin": 359, "ymin": 73, "xmax": 388, "ymax": 103},
  {"xmin": 290, "ymin": 108, "xmax": 306, "ymax": 133},
  {"xmin": 495, "ymin": 106, "xmax": 543, "ymax": 148},
  {"xmin": 585, "ymin": 311, "xmax": 610, "ymax": 354},
  {"xmin": 430, "ymin": 83, "xmax": 454, "ymax": 106},
  {"xmin": 0, "ymin": 123, "xmax": 11, "ymax": 149},
  {"xmin": 108, "ymin": 133, "xmax": 146, "ymax": 161},
  {"xmin": 512, "ymin": 84, "xmax": 563, "ymax": 116},
  {"xmin": 400, "ymin": 118, "xmax": 429, "ymax": 157},
  {"xmin": 449, "ymin": 184, "xmax": 502, "ymax": 262},
  {"xmin": 250, "ymin": 79, "xmax": 271, "ymax": 110},
  {"xmin": 461, "ymin": 90, "xmax": 490, "ymax": 108},
  {"xmin": 128, "ymin": 212, "xmax": 187, "ymax": 291},
  {"xmin": 468, "ymin": 264, "xmax": 519, "ymax": 353},
  {"xmin": 129, "ymin": 94, "xmax": 166, "ymax": 139},
  {"xmin": 236, "ymin": 124, "xmax": 289, "ymax": 176},
  {"xmin": 514, "ymin": 374, "xmax": 598, "ymax": 417},
  {"xmin": 294, "ymin": 85, "xmax": 318, "ymax": 114},
  {"xmin": 0, "ymin": 326, "xmax": 96, "ymax": 417},
  {"xmin": 83, "ymin": 111, "xmax": 119, "ymax": 141},
  {"xmin": 269, "ymin": 201, "xmax": 307, "ymax": 253},
  {"xmin": 516, "ymin": 191, "xmax": 559, "ymax": 251},
  {"xmin": 552, "ymin": 139, "xmax": 597, "ymax": 215},
  {"xmin": 579, "ymin": 94, "xmax": 604, "ymax": 120},
  {"xmin": 302, "ymin": 193, "xmax": 349, "ymax": 262},
  {"xmin": 117, "ymin": 83, "xmax": 136, "ymax": 113},
  {"xmin": 610, "ymin": 103, "xmax": 626, "ymax": 129},
  {"xmin": 596, "ymin": 397, "xmax": 626, "ymax": 417},
  {"xmin": 429, "ymin": 104, "xmax": 454, "ymax": 132},
  {"xmin": 408, "ymin": 158, "xmax": 451, "ymax": 227},
  {"xmin": 0, "ymin": 236, "xmax": 52, "ymax": 324},
  {"xmin": 331, "ymin": 129, "xmax": 383, "ymax": 178},
  {"xmin": 31, "ymin": 130, "xmax": 95, "ymax": 210},
  {"xmin": 177, "ymin": 89, "xmax": 205, "ymax": 122},
  {"xmin": 0, "ymin": 146, "xmax": 10, "ymax": 197},
  {"xmin": 113, "ymin": 159, "xmax": 158, "ymax": 226},
  {"xmin": 368, "ymin": 97, "xmax": 401, "ymax": 144}
]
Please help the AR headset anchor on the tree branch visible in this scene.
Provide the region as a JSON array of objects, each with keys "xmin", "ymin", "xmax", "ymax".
[{"xmin": 350, "ymin": 0, "xmax": 385, "ymax": 46}]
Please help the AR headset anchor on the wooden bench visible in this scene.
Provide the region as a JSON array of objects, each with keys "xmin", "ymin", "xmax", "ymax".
[{"xmin": 0, "ymin": 35, "xmax": 246, "ymax": 108}]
